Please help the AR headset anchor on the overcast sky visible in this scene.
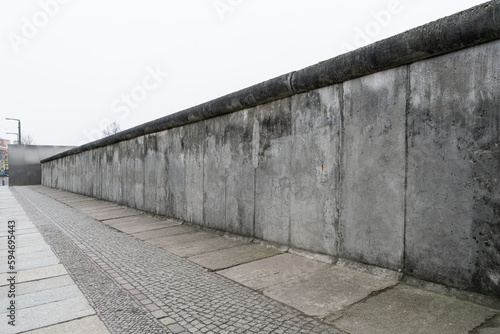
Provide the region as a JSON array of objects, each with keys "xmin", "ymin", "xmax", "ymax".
[{"xmin": 0, "ymin": 0, "xmax": 487, "ymax": 146}]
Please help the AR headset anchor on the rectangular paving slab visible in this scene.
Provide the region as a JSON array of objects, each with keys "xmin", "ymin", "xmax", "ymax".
[
  {"xmin": 79, "ymin": 205, "xmax": 121, "ymax": 213},
  {"xmin": 330, "ymin": 284, "xmax": 500, "ymax": 334},
  {"xmin": 117, "ymin": 221, "xmax": 182, "ymax": 234},
  {"xmin": 0, "ymin": 227, "xmax": 38, "ymax": 237},
  {"xmin": 218, "ymin": 253, "xmax": 331, "ymax": 290},
  {"xmin": 89, "ymin": 209, "xmax": 142, "ymax": 221},
  {"xmin": 132, "ymin": 225, "xmax": 195, "ymax": 240},
  {"xmin": 147, "ymin": 231, "xmax": 219, "ymax": 248},
  {"xmin": 163, "ymin": 236, "xmax": 247, "ymax": 258},
  {"xmin": 1, "ymin": 250, "xmax": 60, "ymax": 272},
  {"xmin": 0, "ymin": 233, "xmax": 45, "ymax": 250},
  {"xmin": 0, "ymin": 295, "xmax": 95, "ymax": 333},
  {"xmin": 0, "ymin": 284, "xmax": 84, "ymax": 310},
  {"xmin": 0, "ymin": 275, "xmax": 74, "ymax": 297},
  {"xmin": 188, "ymin": 244, "xmax": 281, "ymax": 271},
  {"xmin": 24, "ymin": 315, "xmax": 110, "ymax": 334},
  {"xmin": 0, "ymin": 264, "xmax": 68, "ymax": 286},
  {"xmin": 262, "ymin": 266, "xmax": 397, "ymax": 317},
  {"xmin": 102, "ymin": 215, "xmax": 166, "ymax": 226}
]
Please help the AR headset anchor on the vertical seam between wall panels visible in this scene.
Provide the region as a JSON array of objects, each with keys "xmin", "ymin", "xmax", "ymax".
[
  {"xmin": 253, "ymin": 167, "xmax": 256, "ymax": 238},
  {"xmin": 403, "ymin": 64, "xmax": 411, "ymax": 271},
  {"xmin": 288, "ymin": 97, "xmax": 292, "ymax": 246},
  {"xmin": 223, "ymin": 125, "xmax": 227, "ymax": 230},
  {"xmin": 184, "ymin": 130, "xmax": 187, "ymax": 221},
  {"xmin": 202, "ymin": 121, "xmax": 206, "ymax": 228},
  {"xmin": 143, "ymin": 138, "xmax": 146, "ymax": 213},
  {"xmin": 253, "ymin": 112, "xmax": 257, "ymax": 238},
  {"xmin": 338, "ymin": 83, "xmax": 345, "ymax": 256}
]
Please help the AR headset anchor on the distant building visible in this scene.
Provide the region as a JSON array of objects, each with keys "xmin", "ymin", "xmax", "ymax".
[{"xmin": 0, "ymin": 139, "xmax": 10, "ymax": 172}]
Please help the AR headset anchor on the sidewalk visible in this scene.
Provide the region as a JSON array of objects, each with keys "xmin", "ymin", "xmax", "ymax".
[
  {"xmin": 2, "ymin": 185, "xmax": 500, "ymax": 333},
  {"xmin": 0, "ymin": 186, "xmax": 109, "ymax": 333}
]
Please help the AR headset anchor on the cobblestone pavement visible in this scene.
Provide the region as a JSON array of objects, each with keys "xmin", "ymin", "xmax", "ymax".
[{"xmin": 12, "ymin": 187, "xmax": 341, "ymax": 334}]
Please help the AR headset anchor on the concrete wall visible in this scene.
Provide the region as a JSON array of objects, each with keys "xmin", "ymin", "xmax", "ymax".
[
  {"xmin": 42, "ymin": 3, "xmax": 500, "ymax": 297},
  {"xmin": 9, "ymin": 145, "xmax": 75, "ymax": 186}
]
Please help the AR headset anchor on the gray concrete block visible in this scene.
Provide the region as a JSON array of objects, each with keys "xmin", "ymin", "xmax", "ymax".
[
  {"xmin": 184, "ymin": 122, "xmax": 205, "ymax": 224},
  {"xmin": 255, "ymin": 98, "xmax": 293, "ymax": 245},
  {"xmin": 154, "ymin": 130, "xmax": 169, "ymax": 215},
  {"xmin": 90, "ymin": 208, "xmax": 141, "ymax": 221},
  {"xmin": 133, "ymin": 137, "xmax": 145, "ymax": 210},
  {"xmin": 224, "ymin": 108, "xmax": 256, "ymax": 236},
  {"xmin": 132, "ymin": 225, "xmax": 194, "ymax": 240},
  {"xmin": 147, "ymin": 231, "xmax": 218, "ymax": 248},
  {"xmin": 165, "ymin": 127, "xmax": 186, "ymax": 220},
  {"xmin": 341, "ymin": 67, "xmax": 407, "ymax": 270},
  {"xmin": 331, "ymin": 284, "xmax": 498, "ymax": 334},
  {"xmin": 290, "ymin": 85, "xmax": 341, "ymax": 255},
  {"xmin": 165, "ymin": 236, "xmax": 246, "ymax": 258},
  {"xmin": 118, "ymin": 140, "xmax": 129, "ymax": 206},
  {"xmin": 188, "ymin": 243, "xmax": 279, "ymax": 271},
  {"xmin": 218, "ymin": 253, "xmax": 330, "ymax": 290},
  {"xmin": 406, "ymin": 41, "xmax": 500, "ymax": 296},
  {"xmin": 263, "ymin": 266, "xmax": 397, "ymax": 317},
  {"xmin": 144, "ymin": 134, "xmax": 159, "ymax": 214},
  {"xmin": 116, "ymin": 220, "xmax": 181, "ymax": 234},
  {"xmin": 203, "ymin": 115, "xmax": 228, "ymax": 231}
]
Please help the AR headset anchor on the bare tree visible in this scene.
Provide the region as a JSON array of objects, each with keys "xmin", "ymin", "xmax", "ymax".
[
  {"xmin": 21, "ymin": 134, "xmax": 36, "ymax": 145},
  {"xmin": 102, "ymin": 121, "xmax": 121, "ymax": 137}
]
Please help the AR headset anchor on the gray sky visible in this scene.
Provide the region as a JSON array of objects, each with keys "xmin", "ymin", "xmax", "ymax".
[{"xmin": 0, "ymin": 0, "xmax": 487, "ymax": 146}]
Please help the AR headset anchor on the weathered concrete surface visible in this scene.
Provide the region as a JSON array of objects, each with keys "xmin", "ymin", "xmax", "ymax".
[
  {"xmin": 166, "ymin": 127, "xmax": 186, "ymax": 220},
  {"xmin": 224, "ymin": 109, "xmax": 256, "ymax": 237},
  {"xmin": 184, "ymin": 122, "xmax": 204, "ymax": 224},
  {"xmin": 187, "ymin": 244, "xmax": 280, "ymax": 271},
  {"xmin": 406, "ymin": 41, "xmax": 500, "ymax": 296},
  {"xmin": 263, "ymin": 266, "xmax": 397, "ymax": 317},
  {"xmin": 290, "ymin": 86, "xmax": 340, "ymax": 255},
  {"xmin": 330, "ymin": 284, "xmax": 498, "ymax": 334},
  {"xmin": 255, "ymin": 98, "xmax": 293, "ymax": 245},
  {"xmin": 203, "ymin": 114, "xmax": 228, "ymax": 231},
  {"xmin": 218, "ymin": 253, "xmax": 330, "ymax": 290},
  {"xmin": 341, "ymin": 67, "xmax": 407, "ymax": 271}
]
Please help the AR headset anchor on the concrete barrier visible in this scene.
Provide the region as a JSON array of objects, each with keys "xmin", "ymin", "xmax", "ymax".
[
  {"xmin": 9, "ymin": 145, "xmax": 75, "ymax": 186},
  {"xmin": 42, "ymin": 2, "xmax": 500, "ymax": 297}
]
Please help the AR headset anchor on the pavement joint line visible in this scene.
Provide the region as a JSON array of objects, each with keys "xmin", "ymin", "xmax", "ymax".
[
  {"xmin": 471, "ymin": 314, "xmax": 500, "ymax": 333},
  {"xmin": 16, "ymin": 315, "xmax": 103, "ymax": 334},
  {"xmin": 322, "ymin": 281, "xmax": 401, "ymax": 322}
]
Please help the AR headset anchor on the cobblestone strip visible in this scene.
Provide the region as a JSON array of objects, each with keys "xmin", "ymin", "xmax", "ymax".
[{"xmin": 13, "ymin": 187, "xmax": 341, "ymax": 334}]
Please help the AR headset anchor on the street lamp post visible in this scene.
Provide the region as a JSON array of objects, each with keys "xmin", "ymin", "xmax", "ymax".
[{"xmin": 5, "ymin": 118, "xmax": 21, "ymax": 145}]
